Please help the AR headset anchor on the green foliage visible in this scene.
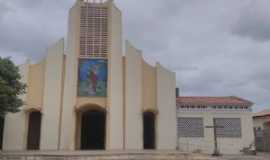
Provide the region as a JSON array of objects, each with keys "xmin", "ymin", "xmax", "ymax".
[{"xmin": 0, "ymin": 57, "xmax": 26, "ymax": 117}]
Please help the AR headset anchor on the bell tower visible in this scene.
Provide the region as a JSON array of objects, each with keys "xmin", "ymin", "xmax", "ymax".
[{"xmin": 60, "ymin": 0, "xmax": 124, "ymax": 150}]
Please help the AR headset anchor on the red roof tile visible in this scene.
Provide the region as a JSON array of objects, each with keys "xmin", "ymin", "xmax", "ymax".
[
  {"xmin": 254, "ymin": 109, "xmax": 270, "ymax": 118},
  {"xmin": 177, "ymin": 96, "xmax": 253, "ymax": 106}
]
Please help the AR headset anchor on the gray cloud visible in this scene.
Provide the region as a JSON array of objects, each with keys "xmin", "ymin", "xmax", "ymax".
[
  {"xmin": 232, "ymin": 0, "xmax": 270, "ymax": 42},
  {"xmin": 0, "ymin": 0, "xmax": 73, "ymax": 62},
  {"xmin": 0, "ymin": 0, "xmax": 269, "ymax": 111},
  {"xmin": 0, "ymin": 1, "xmax": 10, "ymax": 20}
]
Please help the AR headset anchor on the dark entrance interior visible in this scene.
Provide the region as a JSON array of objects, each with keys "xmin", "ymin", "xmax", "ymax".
[
  {"xmin": 143, "ymin": 112, "xmax": 156, "ymax": 149},
  {"xmin": 81, "ymin": 109, "xmax": 106, "ymax": 150},
  {"xmin": 0, "ymin": 116, "xmax": 4, "ymax": 150},
  {"xmin": 27, "ymin": 111, "xmax": 41, "ymax": 150}
]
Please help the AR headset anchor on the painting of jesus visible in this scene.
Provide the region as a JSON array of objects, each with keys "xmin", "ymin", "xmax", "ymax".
[{"xmin": 78, "ymin": 59, "xmax": 108, "ymax": 97}]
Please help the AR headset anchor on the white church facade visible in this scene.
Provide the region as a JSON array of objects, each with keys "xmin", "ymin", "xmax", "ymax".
[{"xmin": 2, "ymin": 0, "xmax": 177, "ymax": 151}]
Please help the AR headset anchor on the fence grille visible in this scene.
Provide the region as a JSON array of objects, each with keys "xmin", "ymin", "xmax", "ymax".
[{"xmin": 178, "ymin": 117, "xmax": 204, "ymax": 137}]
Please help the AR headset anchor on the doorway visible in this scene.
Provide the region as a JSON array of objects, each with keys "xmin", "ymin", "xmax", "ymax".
[
  {"xmin": 143, "ymin": 111, "xmax": 156, "ymax": 149},
  {"xmin": 80, "ymin": 109, "xmax": 106, "ymax": 150},
  {"xmin": 27, "ymin": 111, "xmax": 41, "ymax": 150},
  {"xmin": 0, "ymin": 116, "xmax": 4, "ymax": 150}
]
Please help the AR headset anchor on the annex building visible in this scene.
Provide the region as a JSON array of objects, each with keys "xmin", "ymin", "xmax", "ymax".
[
  {"xmin": 0, "ymin": 0, "xmax": 255, "ymax": 156},
  {"xmin": 176, "ymin": 96, "xmax": 254, "ymax": 154}
]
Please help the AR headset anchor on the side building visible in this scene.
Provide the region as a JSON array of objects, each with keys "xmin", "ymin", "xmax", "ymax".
[
  {"xmin": 253, "ymin": 109, "xmax": 270, "ymax": 152},
  {"xmin": 176, "ymin": 96, "xmax": 254, "ymax": 154}
]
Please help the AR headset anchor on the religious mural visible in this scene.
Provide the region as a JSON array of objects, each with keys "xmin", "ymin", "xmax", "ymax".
[{"xmin": 78, "ymin": 59, "xmax": 108, "ymax": 97}]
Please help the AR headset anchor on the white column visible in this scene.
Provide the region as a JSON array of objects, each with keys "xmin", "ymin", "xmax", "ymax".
[
  {"xmin": 156, "ymin": 64, "xmax": 177, "ymax": 150},
  {"xmin": 124, "ymin": 41, "xmax": 143, "ymax": 150},
  {"xmin": 107, "ymin": 3, "xmax": 124, "ymax": 150},
  {"xmin": 40, "ymin": 39, "xmax": 65, "ymax": 150}
]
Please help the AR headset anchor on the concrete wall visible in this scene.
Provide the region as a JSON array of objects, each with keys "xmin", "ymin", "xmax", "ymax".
[
  {"xmin": 124, "ymin": 41, "xmax": 143, "ymax": 150},
  {"xmin": 60, "ymin": 2, "xmax": 80, "ymax": 150},
  {"xmin": 40, "ymin": 39, "xmax": 65, "ymax": 150},
  {"xmin": 3, "ymin": 62, "xmax": 30, "ymax": 150},
  {"xmin": 107, "ymin": 3, "xmax": 124, "ymax": 150},
  {"xmin": 156, "ymin": 64, "xmax": 177, "ymax": 150},
  {"xmin": 178, "ymin": 110, "xmax": 255, "ymax": 154}
]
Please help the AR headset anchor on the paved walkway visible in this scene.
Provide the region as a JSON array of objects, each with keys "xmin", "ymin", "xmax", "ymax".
[
  {"xmin": 215, "ymin": 152, "xmax": 270, "ymax": 160},
  {"xmin": 1, "ymin": 151, "xmax": 269, "ymax": 160}
]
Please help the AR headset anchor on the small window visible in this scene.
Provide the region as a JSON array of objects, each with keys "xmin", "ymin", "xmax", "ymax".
[
  {"xmin": 214, "ymin": 118, "xmax": 242, "ymax": 138},
  {"xmin": 178, "ymin": 118, "xmax": 204, "ymax": 138}
]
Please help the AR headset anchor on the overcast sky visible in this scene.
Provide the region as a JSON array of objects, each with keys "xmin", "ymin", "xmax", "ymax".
[{"xmin": 0, "ymin": 0, "xmax": 269, "ymax": 111}]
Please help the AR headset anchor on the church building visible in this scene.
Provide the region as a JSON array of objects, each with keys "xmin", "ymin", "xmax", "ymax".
[
  {"xmin": 2, "ymin": 0, "xmax": 177, "ymax": 151},
  {"xmin": 0, "ymin": 0, "xmax": 256, "ymax": 156}
]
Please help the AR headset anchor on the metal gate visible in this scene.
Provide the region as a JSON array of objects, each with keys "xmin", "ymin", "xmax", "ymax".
[{"xmin": 255, "ymin": 128, "xmax": 270, "ymax": 152}]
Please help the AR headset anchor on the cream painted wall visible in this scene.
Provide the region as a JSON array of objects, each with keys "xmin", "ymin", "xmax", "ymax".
[
  {"xmin": 76, "ymin": 98, "xmax": 107, "ymax": 110},
  {"xmin": 142, "ymin": 61, "xmax": 157, "ymax": 112},
  {"xmin": 178, "ymin": 110, "xmax": 255, "ymax": 154},
  {"xmin": 40, "ymin": 39, "xmax": 65, "ymax": 150},
  {"xmin": 124, "ymin": 41, "xmax": 143, "ymax": 150},
  {"xmin": 156, "ymin": 64, "xmax": 177, "ymax": 150},
  {"xmin": 3, "ymin": 62, "xmax": 30, "ymax": 151},
  {"xmin": 60, "ymin": 2, "xmax": 80, "ymax": 150},
  {"xmin": 107, "ymin": 3, "xmax": 124, "ymax": 150},
  {"xmin": 26, "ymin": 59, "xmax": 46, "ymax": 109}
]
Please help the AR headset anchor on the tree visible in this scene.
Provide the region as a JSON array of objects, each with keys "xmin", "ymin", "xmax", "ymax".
[{"xmin": 0, "ymin": 57, "xmax": 26, "ymax": 117}]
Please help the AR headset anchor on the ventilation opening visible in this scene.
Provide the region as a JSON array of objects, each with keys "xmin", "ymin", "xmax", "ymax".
[
  {"xmin": 0, "ymin": 116, "xmax": 4, "ymax": 150},
  {"xmin": 143, "ymin": 112, "xmax": 156, "ymax": 149},
  {"xmin": 81, "ymin": 109, "xmax": 106, "ymax": 150},
  {"xmin": 27, "ymin": 111, "xmax": 41, "ymax": 150}
]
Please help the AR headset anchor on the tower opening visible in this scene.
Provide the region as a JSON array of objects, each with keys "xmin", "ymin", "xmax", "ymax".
[
  {"xmin": 27, "ymin": 111, "xmax": 41, "ymax": 150},
  {"xmin": 0, "ymin": 116, "xmax": 4, "ymax": 150},
  {"xmin": 143, "ymin": 111, "xmax": 156, "ymax": 149},
  {"xmin": 80, "ymin": 109, "xmax": 106, "ymax": 150}
]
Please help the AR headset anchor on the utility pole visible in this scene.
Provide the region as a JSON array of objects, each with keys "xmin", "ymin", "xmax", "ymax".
[{"xmin": 205, "ymin": 119, "xmax": 224, "ymax": 157}]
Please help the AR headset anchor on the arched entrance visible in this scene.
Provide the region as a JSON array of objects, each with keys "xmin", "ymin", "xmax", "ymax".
[
  {"xmin": 27, "ymin": 111, "xmax": 41, "ymax": 150},
  {"xmin": 143, "ymin": 111, "xmax": 156, "ymax": 149},
  {"xmin": 77, "ymin": 106, "xmax": 106, "ymax": 150},
  {"xmin": 0, "ymin": 116, "xmax": 4, "ymax": 150}
]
